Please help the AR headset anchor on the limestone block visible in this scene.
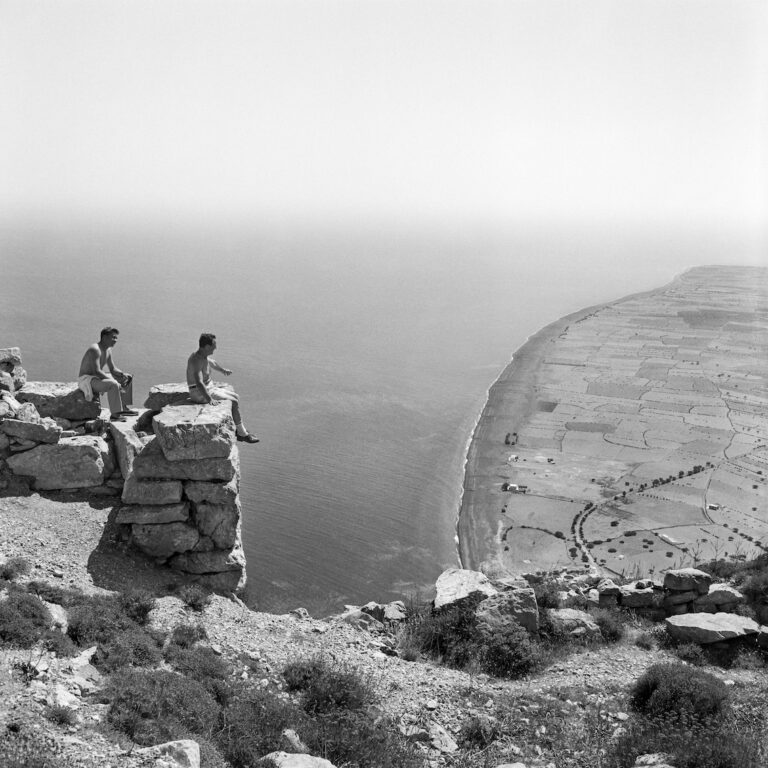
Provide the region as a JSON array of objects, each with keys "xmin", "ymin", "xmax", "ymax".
[
  {"xmin": 1, "ymin": 417, "xmax": 62, "ymax": 444},
  {"xmin": 133, "ymin": 438, "xmax": 239, "ymax": 482},
  {"xmin": 130, "ymin": 521, "xmax": 200, "ymax": 560},
  {"xmin": 136, "ymin": 740, "xmax": 200, "ymax": 768},
  {"xmin": 433, "ymin": 568, "xmax": 497, "ymax": 609},
  {"xmin": 109, "ymin": 419, "xmax": 151, "ymax": 478},
  {"xmin": 547, "ymin": 608, "xmax": 602, "ymax": 638},
  {"xmin": 16, "ymin": 403, "xmax": 41, "ymax": 423},
  {"xmin": 10, "ymin": 439, "xmax": 37, "ymax": 452},
  {"xmin": 661, "ymin": 590, "xmax": 698, "ymax": 608},
  {"xmin": 475, "ymin": 586, "xmax": 539, "ymax": 633},
  {"xmin": 264, "ymin": 752, "xmax": 338, "ymax": 768},
  {"xmin": 597, "ymin": 578, "xmax": 621, "ymax": 596},
  {"xmin": 663, "ymin": 568, "xmax": 711, "ymax": 595},
  {"xmin": 0, "ymin": 433, "xmax": 10, "ymax": 451},
  {"xmin": 619, "ymin": 585, "xmax": 664, "ymax": 609},
  {"xmin": 144, "ymin": 382, "xmax": 234, "ymax": 411},
  {"xmin": 6, "ymin": 436, "xmax": 113, "ymax": 490},
  {"xmin": 121, "ymin": 475, "xmax": 183, "ymax": 505},
  {"xmin": 359, "ymin": 600, "xmax": 408, "ymax": 623},
  {"xmin": 153, "ymin": 402, "xmax": 235, "ymax": 461},
  {"xmin": 169, "ymin": 541, "xmax": 246, "ymax": 575},
  {"xmin": 0, "ymin": 372, "xmax": 14, "ymax": 392},
  {"xmin": 693, "ymin": 584, "xmax": 744, "ymax": 613},
  {"xmin": 192, "ymin": 500, "xmax": 240, "ymax": 549},
  {"xmin": 0, "ymin": 398, "xmax": 17, "ymax": 419},
  {"xmin": 17, "ymin": 382, "xmax": 101, "ymax": 420},
  {"xmin": 117, "ymin": 502, "xmax": 190, "ymax": 525},
  {"xmin": 184, "ymin": 477, "xmax": 239, "ymax": 505},
  {"xmin": 665, "ymin": 612, "xmax": 760, "ymax": 644},
  {"xmin": 0, "ymin": 348, "xmax": 22, "ymax": 366}
]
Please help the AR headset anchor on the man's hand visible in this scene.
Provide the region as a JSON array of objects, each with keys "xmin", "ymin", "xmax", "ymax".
[{"xmin": 221, "ymin": 368, "xmax": 232, "ymax": 376}]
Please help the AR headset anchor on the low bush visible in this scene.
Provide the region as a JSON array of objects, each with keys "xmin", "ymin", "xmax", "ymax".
[
  {"xmin": 119, "ymin": 590, "xmax": 155, "ymax": 625},
  {"xmin": 458, "ymin": 714, "xmax": 501, "ymax": 748},
  {"xmin": 531, "ymin": 577, "xmax": 562, "ymax": 609},
  {"xmin": 590, "ymin": 608, "xmax": 625, "ymax": 642},
  {"xmin": 634, "ymin": 631, "xmax": 655, "ymax": 650},
  {"xmin": 66, "ymin": 594, "xmax": 137, "ymax": 646},
  {"xmin": 673, "ymin": 642, "xmax": 706, "ymax": 666},
  {"xmin": 25, "ymin": 581, "xmax": 73, "ymax": 606},
  {"xmin": 630, "ymin": 663, "xmax": 729, "ymax": 722},
  {"xmin": 479, "ymin": 622, "xmax": 542, "ymax": 678},
  {"xmin": 177, "ymin": 583, "xmax": 212, "ymax": 612},
  {"xmin": 105, "ymin": 668, "xmax": 220, "ymax": 745},
  {"xmin": 0, "ymin": 556, "xmax": 31, "ymax": 581},
  {"xmin": 0, "ymin": 723, "xmax": 61, "ymax": 768},
  {"xmin": 742, "ymin": 569, "xmax": 768, "ymax": 607},
  {"xmin": 0, "ymin": 591, "xmax": 52, "ymax": 648},
  {"xmin": 170, "ymin": 622, "xmax": 208, "ymax": 648},
  {"xmin": 41, "ymin": 629, "xmax": 78, "ymax": 657},
  {"xmin": 94, "ymin": 627, "xmax": 163, "ymax": 672},
  {"xmin": 166, "ymin": 644, "xmax": 233, "ymax": 703},
  {"xmin": 283, "ymin": 656, "xmax": 375, "ymax": 714},
  {"xmin": 44, "ymin": 705, "xmax": 78, "ymax": 726}
]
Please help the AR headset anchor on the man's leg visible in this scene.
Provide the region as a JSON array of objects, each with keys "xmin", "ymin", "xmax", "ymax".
[
  {"xmin": 120, "ymin": 377, "xmax": 133, "ymax": 407},
  {"xmin": 91, "ymin": 378, "xmax": 123, "ymax": 416},
  {"xmin": 210, "ymin": 388, "xmax": 258, "ymax": 442}
]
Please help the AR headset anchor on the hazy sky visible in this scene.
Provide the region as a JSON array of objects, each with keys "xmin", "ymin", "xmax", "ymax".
[{"xmin": 2, "ymin": 0, "xmax": 767, "ymax": 237}]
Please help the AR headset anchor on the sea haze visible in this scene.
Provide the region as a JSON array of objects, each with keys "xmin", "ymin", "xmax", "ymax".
[{"xmin": 0, "ymin": 220, "xmax": 755, "ymax": 614}]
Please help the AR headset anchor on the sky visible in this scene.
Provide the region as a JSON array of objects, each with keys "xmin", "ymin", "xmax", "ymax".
[{"xmin": 1, "ymin": 0, "xmax": 767, "ymax": 242}]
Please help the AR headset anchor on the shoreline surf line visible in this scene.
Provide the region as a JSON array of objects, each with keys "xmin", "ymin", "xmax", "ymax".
[{"xmin": 456, "ymin": 269, "xmax": 692, "ymax": 573}]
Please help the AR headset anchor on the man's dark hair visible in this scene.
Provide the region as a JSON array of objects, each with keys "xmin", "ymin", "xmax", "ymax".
[
  {"xmin": 199, "ymin": 332, "xmax": 216, "ymax": 348},
  {"xmin": 100, "ymin": 327, "xmax": 120, "ymax": 340}
]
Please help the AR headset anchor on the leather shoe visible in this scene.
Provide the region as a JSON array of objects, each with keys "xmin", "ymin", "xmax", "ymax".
[{"xmin": 237, "ymin": 433, "xmax": 260, "ymax": 444}]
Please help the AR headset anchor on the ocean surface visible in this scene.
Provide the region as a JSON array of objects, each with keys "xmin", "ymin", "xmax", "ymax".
[{"xmin": 0, "ymin": 220, "xmax": 757, "ymax": 615}]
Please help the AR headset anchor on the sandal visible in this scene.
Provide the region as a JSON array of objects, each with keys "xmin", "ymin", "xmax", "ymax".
[
  {"xmin": 110, "ymin": 414, "xmax": 127, "ymax": 422},
  {"xmin": 120, "ymin": 408, "xmax": 139, "ymax": 416}
]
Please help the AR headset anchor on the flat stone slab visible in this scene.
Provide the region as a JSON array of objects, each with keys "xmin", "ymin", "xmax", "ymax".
[
  {"xmin": 184, "ymin": 477, "xmax": 239, "ymax": 505},
  {"xmin": 109, "ymin": 418, "xmax": 151, "ymax": 478},
  {"xmin": 1, "ymin": 417, "xmax": 62, "ymax": 444},
  {"xmin": 169, "ymin": 542, "xmax": 246, "ymax": 575},
  {"xmin": 6, "ymin": 435, "xmax": 113, "ymax": 490},
  {"xmin": 153, "ymin": 402, "xmax": 235, "ymax": 461},
  {"xmin": 132, "ymin": 438, "xmax": 239, "ymax": 482},
  {"xmin": 130, "ymin": 521, "xmax": 200, "ymax": 560},
  {"xmin": 663, "ymin": 568, "xmax": 712, "ymax": 595},
  {"xmin": 121, "ymin": 476, "xmax": 183, "ymax": 505},
  {"xmin": 116, "ymin": 502, "xmax": 190, "ymax": 525},
  {"xmin": 17, "ymin": 382, "xmax": 101, "ymax": 420},
  {"xmin": 144, "ymin": 382, "xmax": 234, "ymax": 411},
  {"xmin": 434, "ymin": 568, "xmax": 498, "ymax": 609},
  {"xmin": 666, "ymin": 612, "xmax": 760, "ymax": 644}
]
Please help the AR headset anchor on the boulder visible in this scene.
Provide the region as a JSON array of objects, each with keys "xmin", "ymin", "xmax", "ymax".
[
  {"xmin": 619, "ymin": 583, "xmax": 664, "ymax": 609},
  {"xmin": 192, "ymin": 501, "xmax": 241, "ymax": 549},
  {"xmin": 132, "ymin": 438, "xmax": 239, "ymax": 482},
  {"xmin": 109, "ymin": 419, "xmax": 151, "ymax": 478},
  {"xmin": 0, "ymin": 417, "xmax": 62, "ymax": 444},
  {"xmin": 661, "ymin": 590, "xmax": 698, "ymax": 609},
  {"xmin": 129, "ymin": 521, "xmax": 200, "ymax": 560},
  {"xmin": 184, "ymin": 477, "xmax": 239, "ymax": 505},
  {"xmin": 121, "ymin": 475, "xmax": 184, "ymax": 505},
  {"xmin": 693, "ymin": 584, "xmax": 744, "ymax": 613},
  {"xmin": 475, "ymin": 585, "xmax": 539, "ymax": 633},
  {"xmin": 663, "ymin": 568, "xmax": 711, "ymax": 595},
  {"xmin": 116, "ymin": 502, "xmax": 190, "ymax": 525},
  {"xmin": 0, "ymin": 348, "xmax": 22, "ymax": 366},
  {"xmin": 665, "ymin": 612, "xmax": 760, "ymax": 644},
  {"xmin": 359, "ymin": 600, "xmax": 408, "ymax": 623},
  {"xmin": 153, "ymin": 402, "xmax": 235, "ymax": 461},
  {"xmin": 0, "ymin": 371, "xmax": 14, "ymax": 392},
  {"xmin": 546, "ymin": 608, "xmax": 601, "ymax": 639},
  {"xmin": 264, "ymin": 752, "xmax": 337, "ymax": 768},
  {"xmin": 15, "ymin": 403, "xmax": 41, "ymax": 423},
  {"xmin": 16, "ymin": 382, "xmax": 102, "ymax": 420},
  {"xmin": 6, "ymin": 436, "xmax": 113, "ymax": 489},
  {"xmin": 136, "ymin": 740, "xmax": 200, "ymax": 768},
  {"xmin": 433, "ymin": 568, "xmax": 497, "ymax": 609},
  {"xmin": 169, "ymin": 542, "xmax": 246, "ymax": 589}
]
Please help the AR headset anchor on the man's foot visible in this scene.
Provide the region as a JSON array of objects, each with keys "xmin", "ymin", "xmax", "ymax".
[
  {"xmin": 110, "ymin": 414, "xmax": 127, "ymax": 422},
  {"xmin": 119, "ymin": 408, "xmax": 139, "ymax": 416},
  {"xmin": 237, "ymin": 433, "xmax": 260, "ymax": 444}
]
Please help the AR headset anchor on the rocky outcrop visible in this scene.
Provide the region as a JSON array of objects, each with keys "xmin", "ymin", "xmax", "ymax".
[
  {"xmin": 475, "ymin": 584, "xmax": 539, "ymax": 634},
  {"xmin": 547, "ymin": 608, "xmax": 601, "ymax": 639},
  {"xmin": 0, "ymin": 347, "xmax": 27, "ymax": 391},
  {"xmin": 6, "ymin": 436, "xmax": 114, "ymax": 490},
  {"xmin": 119, "ymin": 399, "xmax": 246, "ymax": 593},
  {"xmin": 16, "ymin": 381, "xmax": 101, "ymax": 420},
  {"xmin": 434, "ymin": 568, "xmax": 498, "ymax": 609}
]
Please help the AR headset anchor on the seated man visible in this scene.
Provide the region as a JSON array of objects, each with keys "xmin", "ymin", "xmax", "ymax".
[
  {"xmin": 187, "ymin": 332, "xmax": 259, "ymax": 444},
  {"xmin": 78, "ymin": 327, "xmax": 137, "ymax": 422}
]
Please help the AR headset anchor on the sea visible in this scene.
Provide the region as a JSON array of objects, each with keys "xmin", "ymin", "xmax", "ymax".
[{"xmin": 0, "ymin": 218, "xmax": 757, "ymax": 615}]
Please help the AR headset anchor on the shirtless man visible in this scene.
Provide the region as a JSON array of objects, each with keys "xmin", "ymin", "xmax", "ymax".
[
  {"xmin": 186, "ymin": 332, "xmax": 259, "ymax": 444},
  {"xmin": 78, "ymin": 327, "xmax": 137, "ymax": 422}
]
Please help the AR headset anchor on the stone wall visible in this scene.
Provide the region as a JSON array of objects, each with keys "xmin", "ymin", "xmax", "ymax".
[{"xmin": 0, "ymin": 347, "xmax": 246, "ymax": 593}]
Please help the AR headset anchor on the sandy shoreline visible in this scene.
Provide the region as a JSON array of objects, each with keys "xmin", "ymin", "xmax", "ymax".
[{"xmin": 457, "ymin": 272, "xmax": 689, "ymax": 574}]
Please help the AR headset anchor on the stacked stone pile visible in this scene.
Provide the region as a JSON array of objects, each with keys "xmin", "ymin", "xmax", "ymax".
[
  {"xmin": 113, "ymin": 393, "xmax": 246, "ymax": 593},
  {"xmin": 0, "ymin": 347, "xmax": 27, "ymax": 391}
]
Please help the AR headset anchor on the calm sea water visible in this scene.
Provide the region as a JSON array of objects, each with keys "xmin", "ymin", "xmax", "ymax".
[{"xmin": 0, "ymin": 220, "xmax": 755, "ymax": 614}]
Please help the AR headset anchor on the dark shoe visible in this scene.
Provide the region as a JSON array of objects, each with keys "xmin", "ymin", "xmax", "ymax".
[
  {"xmin": 110, "ymin": 414, "xmax": 127, "ymax": 422},
  {"xmin": 237, "ymin": 433, "xmax": 260, "ymax": 444},
  {"xmin": 119, "ymin": 408, "xmax": 139, "ymax": 416}
]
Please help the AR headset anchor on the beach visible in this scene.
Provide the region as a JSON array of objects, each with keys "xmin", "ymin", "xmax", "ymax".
[{"xmin": 458, "ymin": 265, "xmax": 768, "ymax": 578}]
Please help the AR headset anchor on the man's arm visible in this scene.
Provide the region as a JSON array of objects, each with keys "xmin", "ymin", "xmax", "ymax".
[
  {"xmin": 82, "ymin": 346, "xmax": 110, "ymax": 380},
  {"xmin": 105, "ymin": 350, "xmax": 130, "ymax": 384},
  {"xmin": 208, "ymin": 358, "xmax": 232, "ymax": 376}
]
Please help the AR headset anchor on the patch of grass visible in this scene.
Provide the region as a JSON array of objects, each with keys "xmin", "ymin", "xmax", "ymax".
[
  {"xmin": 630, "ymin": 663, "xmax": 729, "ymax": 722},
  {"xmin": 478, "ymin": 621, "xmax": 543, "ymax": 678},
  {"xmin": 0, "ymin": 556, "xmax": 31, "ymax": 581},
  {"xmin": 66, "ymin": 594, "xmax": 138, "ymax": 646},
  {"xmin": 589, "ymin": 608, "xmax": 625, "ymax": 643},
  {"xmin": 283, "ymin": 656, "xmax": 375, "ymax": 714},
  {"xmin": 25, "ymin": 581, "xmax": 74, "ymax": 606},
  {"xmin": 119, "ymin": 589, "xmax": 155, "ymax": 625},
  {"xmin": 673, "ymin": 642, "xmax": 706, "ymax": 666},
  {"xmin": 0, "ymin": 591, "xmax": 52, "ymax": 648},
  {"xmin": 165, "ymin": 645, "xmax": 233, "ymax": 703},
  {"xmin": 105, "ymin": 668, "xmax": 220, "ymax": 745},
  {"xmin": 170, "ymin": 621, "xmax": 208, "ymax": 648},
  {"xmin": 94, "ymin": 627, "xmax": 163, "ymax": 672},
  {"xmin": 44, "ymin": 705, "xmax": 78, "ymax": 726},
  {"xmin": 458, "ymin": 714, "xmax": 501, "ymax": 749},
  {"xmin": 634, "ymin": 631, "xmax": 655, "ymax": 650},
  {"xmin": 41, "ymin": 629, "xmax": 78, "ymax": 657},
  {"xmin": 531, "ymin": 576, "xmax": 562, "ymax": 609},
  {"xmin": 177, "ymin": 583, "xmax": 212, "ymax": 612}
]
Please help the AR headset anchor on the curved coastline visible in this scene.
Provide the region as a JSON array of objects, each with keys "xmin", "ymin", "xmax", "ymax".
[{"xmin": 457, "ymin": 270, "xmax": 689, "ymax": 572}]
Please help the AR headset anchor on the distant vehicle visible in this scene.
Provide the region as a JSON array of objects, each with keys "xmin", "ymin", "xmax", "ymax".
[
  {"xmin": 547, "ymin": 458, "xmax": 555, "ymax": 464},
  {"xmin": 707, "ymin": 503, "xmax": 720, "ymax": 511}
]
